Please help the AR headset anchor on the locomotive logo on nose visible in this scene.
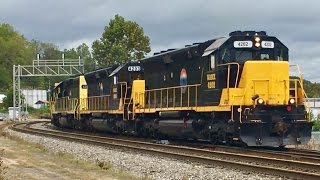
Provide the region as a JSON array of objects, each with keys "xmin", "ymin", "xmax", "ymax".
[{"xmin": 180, "ymin": 68, "xmax": 187, "ymax": 93}]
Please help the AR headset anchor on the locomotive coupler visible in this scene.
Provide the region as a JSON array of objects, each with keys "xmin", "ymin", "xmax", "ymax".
[
  {"xmin": 296, "ymin": 137, "xmax": 301, "ymax": 144},
  {"xmin": 255, "ymin": 137, "xmax": 263, "ymax": 145}
]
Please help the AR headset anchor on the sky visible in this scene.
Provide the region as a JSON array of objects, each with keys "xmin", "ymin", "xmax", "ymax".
[{"xmin": 1, "ymin": 0, "xmax": 320, "ymax": 81}]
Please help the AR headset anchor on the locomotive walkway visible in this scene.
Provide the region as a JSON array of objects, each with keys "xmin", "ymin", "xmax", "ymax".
[{"xmin": 11, "ymin": 121, "xmax": 320, "ymax": 180}]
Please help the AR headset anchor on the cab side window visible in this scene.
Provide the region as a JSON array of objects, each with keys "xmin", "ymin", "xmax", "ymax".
[
  {"xmin": 221, "ymin": 48, "xmax": 232, "ymax": 63},
  {"xmin": 209, "ymin": 54, "xmax": 215, "ymax": 70}
]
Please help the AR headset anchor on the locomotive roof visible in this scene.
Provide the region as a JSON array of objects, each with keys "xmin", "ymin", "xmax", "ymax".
[
  {"xmin": 138, "ymin": 38, "xmax": 220, "ymax": 63},
  {"xmin": 109, "ymin": 63, "xmax": 126, "ymax": 77},
  {"xmin": 202, "ymin": 37, "xmax": 228, "ymax": 56},
  {"xmin": 84, "ymin": 66, "xmax": 116, "ymax": 77},
  {"xmin": 138, "ymin": 31, "xmax": 286, "ymax": 62},
  {"xmin": 109, "ymin": 61, "xmax": 141, "ymax": 77}
]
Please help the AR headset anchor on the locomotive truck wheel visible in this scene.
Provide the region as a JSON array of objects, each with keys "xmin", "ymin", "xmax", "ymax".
[
  {"xmin": 210, "ymin": 135, "xmax": 218, "ymax": 145},
  {"xmin": 240, "ymin": 140, "xmax": 248, "ymax": 148},
  {"xmin": 278, "ymin": 145, "xmax": 286, "ymax": 150},
  {"xmin": 225, "ymin": 136, "xmax": 233, "ymax": 146},
  {"xmin": 217, "ymin": 129, "xmax": 226, "ymax": 144}
]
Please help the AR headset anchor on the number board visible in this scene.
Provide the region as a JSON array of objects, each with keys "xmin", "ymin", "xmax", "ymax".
[
  {"xmin": 128, "ymin": 66, "xmax": 141, "ymax": 72},
  {"xmin": 261, "ymin": 41, "xmax": 274, "ymax": 48},
  {"xmin": 234, "ymin": 41, "xmax": 253, "ymax": 48}
]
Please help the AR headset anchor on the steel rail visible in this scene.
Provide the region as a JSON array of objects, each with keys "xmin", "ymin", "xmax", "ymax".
[
  {"xmin": 196, "ymin": 145, "xmax": 320, "ymax": 164},
  {"xmin": 285, "ymin": 148, "xmax": 320, "ymax": 159}
]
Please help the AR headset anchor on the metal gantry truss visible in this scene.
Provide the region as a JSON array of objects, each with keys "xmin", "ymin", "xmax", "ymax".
[{"xmin": 13, "ymin": 58, "xmax": 84, "ymax": 120}]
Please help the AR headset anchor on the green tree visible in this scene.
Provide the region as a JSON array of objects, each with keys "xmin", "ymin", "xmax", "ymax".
[
  {"xmin": 304, "ymin": 80, "xmax": 320, "ymax": 98},
  {"xmin": 63, "ymin": 48, "xmax": 78, "ymax": 59},
  {"xmin": 63, "ymin": 43, "xmax": 94, "ymax": 72},
  {"xmin": 24, "ymin": 40, "xmax": 63, "ymax": 89},
  {"xmin": 0, "ymin": 23, "xmax": 34, "ymax": 91},
  {"xmin": 29, "ymin": 40, "xmax": 62, "ymax": 60},
  {"xmin": 92, "ymin": 15, "xmax": 151, "ymax": 67},
  {"xmin": 2, "ymin": 88, "xmax": 13, "ymax": 109},
  {"xmin": 63, "ymin": 43, "xmax": 92, "ymax": 61},
  {"xmin": 76, "ymin": 43, "xmax": 94, "ymax": 72}
]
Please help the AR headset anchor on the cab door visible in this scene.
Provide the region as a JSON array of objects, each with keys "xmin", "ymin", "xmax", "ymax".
[{"xmin": 201, "ymin": 54, "xmax": 222, "ymax": 106}]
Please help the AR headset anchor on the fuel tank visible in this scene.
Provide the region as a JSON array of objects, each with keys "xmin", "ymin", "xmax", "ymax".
[
  {"xmin": 91, "ymin": 118, "xmax": 117, "ymax": 133},
  {"xmin": 58, "ymin": 116, "xmax": 70, "ymax": 128},
  {"xmin": 157, "ymin": 119, "xmax": 198, "ymax": 138}
]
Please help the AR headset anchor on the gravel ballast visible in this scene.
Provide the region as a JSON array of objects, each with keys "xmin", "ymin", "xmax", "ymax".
[{"xmin": 6, "ymin": 126, "xmax": 285, "ymax": 180}]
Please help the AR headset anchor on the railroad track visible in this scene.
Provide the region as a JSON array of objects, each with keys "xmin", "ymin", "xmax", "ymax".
[
  {"xmin": 10, "ymin": 121, "xmax": 320, "ymax": 180},
  {"xmin": 286, "ymin": 148, "xmax": 320, "ymax": 159},
  {"xmin": 195, "ymin": 144, "xmax": 320, "ymax": 164}
]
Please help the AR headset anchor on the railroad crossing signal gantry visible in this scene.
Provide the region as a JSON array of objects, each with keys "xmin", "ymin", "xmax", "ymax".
[{"xmin": 13, "ymin": 58, "xmax": 84, "ymax": 120}]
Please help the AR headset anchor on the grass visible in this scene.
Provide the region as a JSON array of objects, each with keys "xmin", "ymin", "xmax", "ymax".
[
  {"xmin": 0, "ymin": 149, "xmax": 6, "ymax": 180},
  {"xmin": 0, "ymin": 122, "xmax": 13, "ymax": 136},
  {"xmin": 0, "ymin": 122, "xmax": 10, "ymax": 180},
  {"xmin": 27, "ymin": 106, "xmax": 51, "ymax": 119},
  {"xmin": 302, "ymin": 137, "xmax": 320, "ymax": 150},
  {"xmin": 49, "ymin": 150, "xmax": 140, "ymax": 180},
  {"xmin": 0, "ymin": 122, "xmax": 141, "ymax": 180},
  {"xmin": 96, "ymin": 159, "xmax": 113, "ymax": 170}
]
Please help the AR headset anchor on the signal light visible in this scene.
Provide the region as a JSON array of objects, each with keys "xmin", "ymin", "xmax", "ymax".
[
  {"xmin": 257, "ymin": 98, "xmax": 264, "ymax": 105},
  {"xmin": 289, "ymin": 98, "xmax": 295, "ymax": 104}
]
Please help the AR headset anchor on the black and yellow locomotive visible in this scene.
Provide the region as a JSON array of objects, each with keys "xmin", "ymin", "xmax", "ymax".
[{"xmin": 51, "ymin": 31, "xmax": 312, "ymax": 147}]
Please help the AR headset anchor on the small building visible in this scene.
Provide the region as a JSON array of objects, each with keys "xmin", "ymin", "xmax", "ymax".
[
  {"xmin": 22, "ymin": 89, "xmax": 47, "ymax": 109},
  {"xmin": 35, "ymin": 100, "xmax": 49, "ymax": 108}
]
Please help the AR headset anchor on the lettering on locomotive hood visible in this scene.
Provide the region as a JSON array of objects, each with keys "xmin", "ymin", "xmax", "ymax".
[{"xmin": 128, "ymin": 66, "xmax": 141, "ymax": 72}]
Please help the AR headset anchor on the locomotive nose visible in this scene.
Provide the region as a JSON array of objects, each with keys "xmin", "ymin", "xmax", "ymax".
[{"xmin": 241, "ymin": 61, "xmax": 290, "ymax": 106}]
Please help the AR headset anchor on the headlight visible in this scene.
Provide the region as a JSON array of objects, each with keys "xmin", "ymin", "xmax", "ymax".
[
  {"xmin": 255, "ymin": 37, "xmax": 261, "ymax": 42},
  {"xmin": 257, "ymin": 98, "xmax": 264, "ymax": 104},
  {"xmin": 289, "ymin": 98, "xmax": 295, "ymax": 104},
  {"xmin": 255, "ymin": 42, "xmax": 261, "ymax": 47}
]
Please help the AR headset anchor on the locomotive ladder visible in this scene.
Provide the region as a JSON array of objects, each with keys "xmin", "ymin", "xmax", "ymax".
[
  {"xmin": 125, "ymin": 98, "xmax": 134, "ymax": 120},
  {"xmin": 121, "ymin": 82, "xmax": 134, "ymax": 120}
]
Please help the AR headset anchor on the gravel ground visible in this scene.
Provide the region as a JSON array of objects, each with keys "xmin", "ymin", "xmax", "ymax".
[{"xmin": 5, "ymin": 126, "xmax": 286, "ymax": 180}]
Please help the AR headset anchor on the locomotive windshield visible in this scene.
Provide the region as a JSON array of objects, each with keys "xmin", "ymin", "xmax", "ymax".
[
  {"xmin": 234, "ymin": 49, "xmax": 277, "ymax": 63},
  {"xmin": 219, "ymin": 34, "xmax": 288, "ymax": 64}
]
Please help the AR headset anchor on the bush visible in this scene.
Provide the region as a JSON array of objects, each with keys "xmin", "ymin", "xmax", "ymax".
[
  {"xmin": 27, "ymin": 106, "xmax": 50, "ymax": 119},
  {"xmin": 312, "ymin": 120, "xmax": 320, "ymax": 131},
  {"xmin": 308, "ymin": 112, "xmax": 320, "ymax": 131}
]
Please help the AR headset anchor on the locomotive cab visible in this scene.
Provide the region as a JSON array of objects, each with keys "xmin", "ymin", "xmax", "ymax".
[{"xmin": 108, "ymin": 61, "xmax": 144, "ymax": 120}]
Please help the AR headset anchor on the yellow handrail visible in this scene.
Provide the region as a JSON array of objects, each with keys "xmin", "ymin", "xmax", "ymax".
[
  {"xmin": 126, "ymin": 97, "xmax": 133, "ymax": 120},
  {"xmin": 290, "ymin": 64, "xmax": 303, "ymax": 86},
  {"xmin": 138, "ymin": 84, "xmax": 200, "ymax": 111},
  {"xmin": 82, "ymin": 95, "xmax": 110, "ymax": 111},
  {"xmin": 54, "ymin": 97, "xmax": 78, "ymax": 112},
  {"xmin": 216, "ymin": 63, "xmax": 240, "ymax": 122},
  {"xmin": 118, "ymin": 81, "xmax": 128, "ymax": 110},
  {"xmin": 216, "ymin": 62, "xmax": 240, "ymax": 87}
]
